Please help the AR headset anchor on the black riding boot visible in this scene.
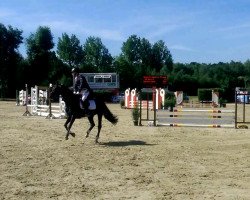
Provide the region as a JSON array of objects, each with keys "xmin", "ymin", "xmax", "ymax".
[{"xmin": 82, "ymin": 100, "xmax": 91, "ymax": 115}]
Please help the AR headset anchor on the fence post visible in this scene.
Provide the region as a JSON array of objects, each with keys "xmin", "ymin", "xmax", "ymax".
[
  {"xmin": 23, "ymin": 84, "xmax": 31, "ymax": 116},
  {"xmin": 139, "ymin": 91, "xmax": 142, "ymax": 126},
  {"xmin": 153, "ymin": 88, "xmax": 156, "ymax": 126},
  {"xmin": 46, "ymin": 84, "xmax": 55, "ymax": 119}
]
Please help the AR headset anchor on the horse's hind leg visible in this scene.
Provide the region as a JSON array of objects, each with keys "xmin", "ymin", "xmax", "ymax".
[
  {"xmin": 65, "ymin": 116, "xmax": 75, "ymax": 140},
  {"xmin": 95, "ymin": 114, "xmax": 103, "ymax": 144},
  {"xmin": 64, "ymin": 116, "xmax": 75, "ymax": 138},
  {"xmin": 64, "ymin": 117, "xmax": 70, "ymax": 131},
  {"xmin": 86, "ymin": 116, "xmax": 95, "ymax": 138}
]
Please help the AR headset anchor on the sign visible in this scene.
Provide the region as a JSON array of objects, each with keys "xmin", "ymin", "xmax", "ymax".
[{"xmin": 143, "ymin": 76, "xmax": 168, "ymax": 88}]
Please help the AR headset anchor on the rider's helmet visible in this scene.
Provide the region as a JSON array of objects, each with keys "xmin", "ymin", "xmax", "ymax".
[{"xmin": 71, "ymin": 67, "xmax": 80, "ymax": 74}]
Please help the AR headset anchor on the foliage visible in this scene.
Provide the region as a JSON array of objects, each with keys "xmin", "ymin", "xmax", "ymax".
[
  {"xmin": 0, "ymin": 23, "xmax": 23, "ymax": 97},
  {"xmin": 57, "ymin": 33, "xmax": 84, "ymax": 68},
  {"xmin": 2, "ymin": 21, "xmax": 250, "ymax": 102},
  {"xmin": 198, "ymin": 89, "xmax": 213, "ymax": 101},
  {"xmin": 164, "ymin": 93, "xmax": 176, "ymax": 109},
  {"xmin": 219, "ymin": 98, "xmax": 227, "ymax": 107},
  {"xmin": 82, "ymin": 36, "xmax": 113, "ymax": 72},
  {"xmin": 131, "ymin": 104, "xmax": 140, "ymax": 122},
  {"xmin": 116, "ymin": 35, "xmax": 173, "ymax": 90},
  {"xmin": 26, "ymin": 26, "xmax": 54, "ymax": 85},
  {"xmin": 120, "ymin": 99, "xmax": 125, "ymax": 108}
]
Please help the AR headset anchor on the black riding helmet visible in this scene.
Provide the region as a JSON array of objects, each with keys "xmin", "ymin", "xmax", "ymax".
[{"xmin": 71, "ymin": 67, "xmax": 80, "ymax": 73}]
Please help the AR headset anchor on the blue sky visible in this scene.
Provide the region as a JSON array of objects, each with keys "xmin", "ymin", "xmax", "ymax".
[{"xmin": 1, "ymin": 0, "xmax": 250, "ymax": 63}]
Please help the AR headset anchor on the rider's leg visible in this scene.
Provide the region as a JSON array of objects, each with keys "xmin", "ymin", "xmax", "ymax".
[{"xmin": 81, "ymin": 92, "xmax": 90, "ymax": 114}]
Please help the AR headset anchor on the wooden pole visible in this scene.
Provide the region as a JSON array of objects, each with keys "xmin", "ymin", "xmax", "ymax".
[{"xmin": 23, "ymin": 84, "xmax": 31, "ymax": 116}]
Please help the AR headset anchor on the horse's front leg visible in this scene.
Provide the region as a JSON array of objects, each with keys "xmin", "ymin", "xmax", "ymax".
[
  {"xmin": 64, "ymin": 116, "xmax": 75, "ymax": 138},
  {"xmin": 65, "ymin": 115, "xmax": 76, "ymax": 140},
  {"xmin": 95, "ymin": 114, "xmax": 103, "ymax": 144},
  {"xmin": 64, "ymin": 117, "xmax": 71, "ymax": 131},
  {"xmin": 86, "ymin": 116, "xmax": 95, "ymax": 138}
]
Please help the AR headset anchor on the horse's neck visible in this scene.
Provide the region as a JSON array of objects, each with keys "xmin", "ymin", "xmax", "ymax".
[{"xmin": 61, "ymin": 89, "xmax": 75, "ymax": 107}]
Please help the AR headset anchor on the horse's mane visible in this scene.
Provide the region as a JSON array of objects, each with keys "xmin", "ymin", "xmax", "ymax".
[
  {"xmin": 58, "ymin": 85, "xmax": 79, "ymax": 110},
  {"xmin": 61, "ymin": 85, "xmax": 73, "ymax": 95}
]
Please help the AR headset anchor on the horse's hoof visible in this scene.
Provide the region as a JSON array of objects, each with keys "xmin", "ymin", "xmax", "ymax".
[
  {"xmin": 65, "ymin": 137, "xmax": 69, "ymax": 140},
  {"xmin": 70, "ymin": 132, "xmax": 76, "ymax": 137}
]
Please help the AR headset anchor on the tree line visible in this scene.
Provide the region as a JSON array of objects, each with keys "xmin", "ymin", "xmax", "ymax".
[{"xmin": 1, "ymin": 23, "xmax": 249, "ymax": 101}]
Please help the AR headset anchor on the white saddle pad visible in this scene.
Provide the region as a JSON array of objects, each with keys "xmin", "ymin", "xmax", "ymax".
[{"xmin": 88, "ymin": 100, "xmax": 96, "ymax": 110}]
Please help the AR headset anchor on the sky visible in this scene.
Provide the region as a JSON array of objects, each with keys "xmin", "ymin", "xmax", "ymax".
[{"xmin": 1, "ymin": 0, "xmax": 250, "ymax": 64}]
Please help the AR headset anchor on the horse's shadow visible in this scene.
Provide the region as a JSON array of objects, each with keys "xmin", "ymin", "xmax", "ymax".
[{"xmin": 99, "ymin": 140, "xmax": 155, "ymax": 147}]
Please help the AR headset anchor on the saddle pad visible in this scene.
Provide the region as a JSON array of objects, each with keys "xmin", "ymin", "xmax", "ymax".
[{"xmin": 88, "ymin": 100, "xmax": 96, "ymax": 110}]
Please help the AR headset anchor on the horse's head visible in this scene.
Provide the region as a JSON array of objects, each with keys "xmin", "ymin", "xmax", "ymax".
[
  {"xmin": 50, "ymin": 84, "xmax": 74, "ymax": 102},
  {"xmin": 50, "ymin": 84, "xmax": 62, "ymax": 101}
]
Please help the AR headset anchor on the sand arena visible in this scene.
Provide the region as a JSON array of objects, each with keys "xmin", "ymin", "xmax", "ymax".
[{"xmin": 0, "ymin": 101, "xmax": 250, "ymax": 199}]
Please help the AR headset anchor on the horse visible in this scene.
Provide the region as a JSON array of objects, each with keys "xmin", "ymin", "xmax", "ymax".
[{"xmin": 50, "ymin": 84, "xmax": 118, "ymax": 143}]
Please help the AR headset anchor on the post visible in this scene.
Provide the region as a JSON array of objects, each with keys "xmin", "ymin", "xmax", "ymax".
[
  {"xmin": 153, "ymin": 87, "xmax": 156, "ymax": 126},
  {"xmin": 139, "ymin": 91, "xmax": 142, "ymax": 126},
  {"xmin": 235, "ymin": 89, "xmax": 238, "ymax": 128},
  {"xmin": 243, "ymin": 92, "xmax": 246, "ymax": 123},
  {"xmin": 23, "ymin": 84, "xmax": 31, "ymax": 116},
  {"xmin": 46, "ymin": 84, "xmax": 55, "ymax": 119},
  {"xmin": 146, "ymin": 93, "xmax": 149, "ymax": 120},
  {"xmin": 16, "ymin": 90, "xmax": 19, "ymax": 106}
]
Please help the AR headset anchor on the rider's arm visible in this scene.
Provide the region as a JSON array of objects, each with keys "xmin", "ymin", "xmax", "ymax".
[{"xmin": 80, "ymin": 75, "xmax": 91, "ymax": 91}]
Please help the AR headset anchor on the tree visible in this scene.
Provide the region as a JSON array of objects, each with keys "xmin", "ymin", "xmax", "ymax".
[
  {"xmin": 117, "ymin": 35, "xmax": 174, "ymax": 89},
  {"xmin": 48, "ymin": 52, "xmax": 72, "ymax": 86},
  {"xmin": 151, "ymin": 40, "xmax": 173, "ymax": 73},
  {"xmin": 0, "ymin": 23, "xmax": 23, "ymax": 98},
  {"xmin": 26, "ymin": 26, "xmax": 54, "ymax": 85},
  {"xmin": 57, "ymin": 33, "xmax": 84, "ymax": 68},
  {"xmin": 121, "ymin": 35, "xmax": 142, "ymax": 64},
  {"xmin": 82, "ymin": 36, "xmax": 113, "ymax": 72},
  {"xmin": 113, "ymin": 56, "xmax": 136, "ymax": 90}
]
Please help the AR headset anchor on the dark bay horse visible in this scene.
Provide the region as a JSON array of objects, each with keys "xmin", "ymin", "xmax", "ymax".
[{"xmin": 50, "ymin": 84, "xmax": 118, "ymax": 143}]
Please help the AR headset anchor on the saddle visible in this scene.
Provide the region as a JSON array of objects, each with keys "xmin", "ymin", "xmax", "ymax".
[{"xmin": 79, "ymin": 99, "xmax": 96, "ymax": 110}]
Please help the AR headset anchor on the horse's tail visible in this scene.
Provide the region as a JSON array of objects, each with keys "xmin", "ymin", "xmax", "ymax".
[{"xmin": 103, "ymin": 103, "xmax": 118, "ymax": 125}]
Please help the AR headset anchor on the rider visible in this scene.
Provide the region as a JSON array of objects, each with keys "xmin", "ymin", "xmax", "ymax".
[{"xmin": 71, "ymin": 67, "xmax": 93, "ymax": 114}]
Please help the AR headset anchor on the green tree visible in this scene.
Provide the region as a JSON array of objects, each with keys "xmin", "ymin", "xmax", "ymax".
[
  {"xmin": 57, "ymin": 33, "xmax": 84, "ymax": 68},
  {"xmin": 116, "ymin": 35, "xmax": 173, "ymax": 89},
  {"xmin": 26, "ymin": 26, "xmax": 54, "ymax": 85},
  {"xmin": 118, "ymin": 35, "xmax": 143, "ymax": 88},
  {"xmin": 121, "ymin": 35, "xmax": 142, "ymax": 64},
  {"xmin": 82, "ymin": 36, "xmax": 113, "ymax": 72},
  {"xmin": 113, "ymin": 56, "xmax": 136, "ymax": 90},
  {"xmin": 0, "ymin": 23, "xmax": 23, "ymax": 98},
  {"xmin": 151, "ymin": 40, "xmax": 173, "ymax": 73}
]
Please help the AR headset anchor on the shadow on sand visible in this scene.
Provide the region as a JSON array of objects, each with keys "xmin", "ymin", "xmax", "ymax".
[{"xmin": 99, "ymin": 140, "xmax": 155, "ymax": 147}]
